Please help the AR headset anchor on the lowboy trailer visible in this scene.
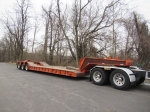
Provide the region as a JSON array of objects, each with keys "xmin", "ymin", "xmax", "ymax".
[{"xmin": 16, "ymin": 57, "xmax": 150, "ymax": 90}]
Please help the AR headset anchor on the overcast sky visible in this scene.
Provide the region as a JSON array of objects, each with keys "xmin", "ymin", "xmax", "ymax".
[{"xmin": 0, "ymin": 0, "xmax": 150, "ymax": 38}]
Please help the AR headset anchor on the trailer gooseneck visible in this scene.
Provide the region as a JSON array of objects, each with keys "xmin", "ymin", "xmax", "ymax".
[{"xmin": 16, "ymin": 57, "xmax": 150, "ymax": 90}]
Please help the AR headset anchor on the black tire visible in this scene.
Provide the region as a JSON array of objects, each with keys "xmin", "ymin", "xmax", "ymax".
[
  {"xmin": 136, "ymin": 77, "xmax": 145, "ymax": 85},
  {"xmin": 21, "ymin": 64, "xmax": 25, "ymax": 70},
  {"xmin": 110, "ymin": 70, "xmax": 130, "ymax": 90},
  {"xmin": 17, "ymin": 64, "xmax": 19, "ymax": 69},
  {"xmin": 91, "ymin": 68, "xmax": 109, "ymax": 85},
  {"xmin": 25, "ymin": 64, "xmax": 28, "ymax": 71},
  {"xmin": 17, "ymin": 63, "xmax": 21, "ymax": 69}
]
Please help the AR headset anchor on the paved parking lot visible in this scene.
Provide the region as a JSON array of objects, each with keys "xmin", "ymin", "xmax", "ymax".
[{"xmin": 0, "ymin": 63, "xmax": 150, "ymax": 112}]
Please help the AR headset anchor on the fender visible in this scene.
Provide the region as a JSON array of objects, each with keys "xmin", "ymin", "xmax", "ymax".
[{"xmin": 91, "ymin": 66, "xmax": 136, "ymax": 82}]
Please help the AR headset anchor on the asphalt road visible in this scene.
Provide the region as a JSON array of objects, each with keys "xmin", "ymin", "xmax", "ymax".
[{"xmin": 0, "ymin": 63, "xmax": 150, "ymax": 112}]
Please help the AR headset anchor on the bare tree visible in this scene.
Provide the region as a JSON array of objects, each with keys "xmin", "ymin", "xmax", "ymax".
[
  {"xmin": 56, "ymin": 0, "xmax": 76, "ymax": 61},
  {"xmin": 118, "ymin": 12, "xmax": 150, "ymax": 68},
  {"xmin": 120, "ymin": 17, "xmax": 135, "ymax": 59},
  {"xmin": 133, "ymin": 12, "xmax": 150, "ymax": 68},
  {"xmin": 1, "ymin": 0, "xmax": 31, "ymax": 60},
  {"xmin": 32, "ymin": 16, "xmax": 40, "ymax": 54},
  {"xmin": 42, "ymin": 3, "xmax": 64, "ymax": 64},
  {"xmin": 56, "ymin": 0, "xmax": 120, "ymax": 66}
]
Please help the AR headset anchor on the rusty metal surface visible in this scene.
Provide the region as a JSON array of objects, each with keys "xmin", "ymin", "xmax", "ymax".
[
  {"xmin": 27, "ymin": 62, "xmax": 83, "ymax": 77},
  {"xmin": 79, "ymin": 57, "xmax": 133, "ymax": 73}
]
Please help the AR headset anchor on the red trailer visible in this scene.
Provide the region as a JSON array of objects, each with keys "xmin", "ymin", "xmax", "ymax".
[{"xmin": 16, "ymin": 57, "xmax": 150, "ymax": 90}]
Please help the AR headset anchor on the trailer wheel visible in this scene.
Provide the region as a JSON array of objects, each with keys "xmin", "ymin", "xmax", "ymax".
[
  {"xmin": 17, "ymin": 64, "xmax": 21, "ymax": 69},
  {"xmin": 91, "ymin": 68, "xmax": 109, "ymax": 85},
  {"xmin": 110, "ymin": 70, "xmax": 130, "ymax": 90},
  {"xmin": 137, "ymin": 77, "xmax": 145, "ymax": 85},
  {"xmin": 25, "ymin": 64, "xmax": 28, "ymax": 71},
  {"xmin": 21, "ymin": 64, "xmax": 25, "ymax": 70}
]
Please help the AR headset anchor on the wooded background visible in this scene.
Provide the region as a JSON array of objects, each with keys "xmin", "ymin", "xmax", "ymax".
[{"xmin": 0, "ymin": 0, "xmax": 150, "ymax": 68}]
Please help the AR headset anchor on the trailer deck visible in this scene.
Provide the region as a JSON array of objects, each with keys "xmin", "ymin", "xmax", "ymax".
[{"xmin": 22, "ymin": 61, "xmax": 84, "ymax": 77}]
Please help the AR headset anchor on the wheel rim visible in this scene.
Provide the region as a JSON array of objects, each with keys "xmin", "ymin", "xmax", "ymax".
[
  {"xmin": 93, "ymin": 71, "xmax": 102, "ymax": 82},
  {"xmin": 17, "ymin": 64, "xmax": 20, "ymax": 68},
  {"xmin": 21, "ymin": 65, "xmax": 24, "ymax": 70},
  {"xmin": 113, "ymin": 73, "xmax": 125, "ymax": 86},
  {"xmin": 25, "ymin": 65, "xmax": 28, "ymax": 71}
]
